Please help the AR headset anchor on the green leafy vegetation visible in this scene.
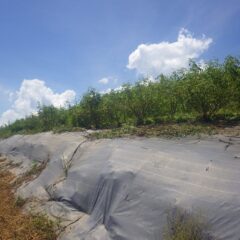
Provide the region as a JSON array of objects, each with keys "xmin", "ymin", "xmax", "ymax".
[
  {"xmin": 14, "ymin": 195, "xmax": 27, "ymax": 207},
  {"xmin": 0, "ymin": 56, "xmax": 239, "ymax": 138},
  {"xmin": 30, "ymin": 213, "xmax": 59, "ymax": 240}
]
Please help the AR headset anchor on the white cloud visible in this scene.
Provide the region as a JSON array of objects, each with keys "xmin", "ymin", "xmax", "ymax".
[
  {"xmin": 0, "ymin": 79, "xmax": 76, "ymax": 126},
  {"xmin": 98, "ymin": 77, "xmax": 109, "ymax": 84},
  {"xmin": 127, "ymin": 28, "xmax": 212, "ymax": 77},
  {"xmin": 98, "ymin": 77, "xmax": 118, "ymax": 85}
]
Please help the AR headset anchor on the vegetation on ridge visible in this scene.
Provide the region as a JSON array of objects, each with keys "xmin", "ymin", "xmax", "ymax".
[{"xmin": 0, "ymin": 56, "xmax": 240, "ymax": 138}]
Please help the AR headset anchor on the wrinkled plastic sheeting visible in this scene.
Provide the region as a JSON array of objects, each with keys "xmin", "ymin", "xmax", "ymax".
[
  {"xmin": 0, "ymin": 132, "xmax": 87, "ymax": 199},
  {"xmin": 1, "ymin": 133, "xmax": 240, "ymax": 239}
]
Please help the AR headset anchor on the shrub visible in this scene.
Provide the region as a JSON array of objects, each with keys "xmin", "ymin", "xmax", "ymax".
[{"xmin": 163, "ymin": 207, "xmax": 215, "ymax": 240}]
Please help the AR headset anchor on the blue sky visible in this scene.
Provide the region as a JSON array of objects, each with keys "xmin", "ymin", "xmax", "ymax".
[{"xmin": 0, "ymin": 0, "xmax": 239, "ymax": 125}]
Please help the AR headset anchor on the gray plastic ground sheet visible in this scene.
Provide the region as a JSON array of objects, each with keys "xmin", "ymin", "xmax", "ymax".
[{"xmin": 0, "ymin": 133, "xmax": 240, "ymax": 240}]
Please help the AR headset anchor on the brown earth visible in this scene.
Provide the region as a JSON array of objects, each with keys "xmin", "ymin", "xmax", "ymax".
[{"xmin": 0, "ymin": 160, "xmax": 57, "ymax": 240}]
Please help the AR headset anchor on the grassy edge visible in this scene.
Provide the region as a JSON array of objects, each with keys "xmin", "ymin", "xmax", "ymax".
[{"xmin": 87, "ymin": 123, "xmax": 221, "ymax": 140}]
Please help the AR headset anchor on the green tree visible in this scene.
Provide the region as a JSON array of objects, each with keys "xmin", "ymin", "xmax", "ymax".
[
  {"xmin": 80, "ymin": 88, "xmax": 102, "ymax": 128},
  {"xmin": 183, "ymin": 60, "xmax": 228, "ymax": 121}
]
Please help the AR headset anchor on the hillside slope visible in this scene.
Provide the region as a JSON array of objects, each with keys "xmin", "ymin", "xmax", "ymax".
[{"xmin": 0, "ymin": 132, "xmax": 240, "ymax": 239}]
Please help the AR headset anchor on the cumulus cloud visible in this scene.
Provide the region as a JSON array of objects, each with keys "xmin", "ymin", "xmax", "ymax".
[
  {"xmin": 127, "ymin": 28, "xmax": 212, "ymax": 76},
  {"xmin": 98, "ymin": 77, "xmax": 109, "ymax": 84},
  {"xmin": 98, "ymin": 77, "xmax": 118, "ymax": 85},
  {"xmin": 0, "ymin": 79, "xmax": 76, "ymax": 126}
]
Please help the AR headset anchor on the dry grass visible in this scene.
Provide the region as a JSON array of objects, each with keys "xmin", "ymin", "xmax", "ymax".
[
  {"xmin": 0, "ymin": 169, "xmax": 57, "ymax": 240},
  {"xmin": 89, "ymin": 123, "xmax": 240, "ymax": 140},
  {"xmin": 88, "ymin": 123, "xmax": 218, "ymax": 139},
  {"xmin": 163, "ymin": 207, "xmax": 215, "ymax": 240}
]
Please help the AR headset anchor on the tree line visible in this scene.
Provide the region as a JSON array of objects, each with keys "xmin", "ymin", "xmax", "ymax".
[{"xmin": 0, "ymin": 56, "xmax": 239, "ymax": 137}]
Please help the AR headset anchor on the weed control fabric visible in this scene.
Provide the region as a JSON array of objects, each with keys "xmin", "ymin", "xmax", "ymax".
[{"xmin": 0, "ymin": 132, "xmax": 240, "ymax": 240}]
